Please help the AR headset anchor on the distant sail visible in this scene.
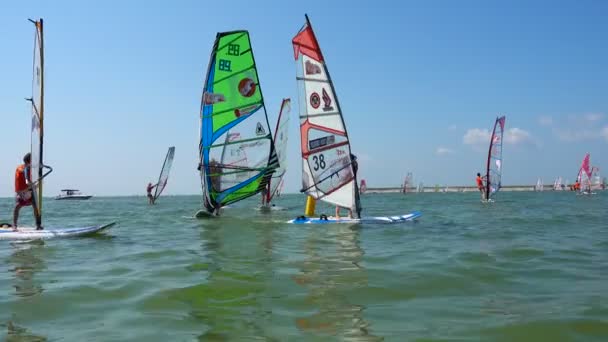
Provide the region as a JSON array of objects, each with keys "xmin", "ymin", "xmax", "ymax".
[
  {"xmin": 535, "ymin": 178, "xmax": 543, "ymax": 191},
  {"xmin": 266, "ymin": 99, "xmax": 291, "ymax": 203},
  {"xmin": 553, "ymin": 177, "xmax": 563, "ymax": 191},
  {"xmin": 359, "ymin": 179, "xmax": 367, "ymax": 194},
  {"xmin": 485, "ymin": 116, "xmax": 506, "ymax": 200},
  {"xmin": 292, "ymin": 15, "xmax": 361, "ymax": 217},
  {"xmin": 576, "ymin": 153, "xmax": 591, "ymax": 193},
  {"xmin": 590, "ymin": 167, "xmax": 601, "ymax": 191},
  {"xmin": 199, "ymin": 31, "xmax": 278, "ymax": 213},
  {"xmin": 402, "ymin": 172, "xmax": 413, "ymax": 194},
  {"xmin": 153, "ymin": 146, "xmax": 175, "ymax": 201}
]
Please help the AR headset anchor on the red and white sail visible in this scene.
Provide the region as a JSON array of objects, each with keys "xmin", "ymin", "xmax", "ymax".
[
  {"xmin": 577, "ymin": 153, "xmax": 592, "ymax": 192},
  {"xmin": 292, "ymin": 15, "xmax": 361, "ymax": 217}
]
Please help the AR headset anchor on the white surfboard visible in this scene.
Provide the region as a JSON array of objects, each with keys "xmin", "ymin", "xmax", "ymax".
[
  {"xmin": 287, "ymin": 211, "xmax": 422, "ymax": 225},
  {"xmin": 0, "ymin": 222, "xmax": 116, "ymax": 240}
]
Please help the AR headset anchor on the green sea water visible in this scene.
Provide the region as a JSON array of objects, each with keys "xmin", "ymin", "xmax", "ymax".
[{"xmin": 1, "ymin": 192, "xmax": 607, "ymax": 341}]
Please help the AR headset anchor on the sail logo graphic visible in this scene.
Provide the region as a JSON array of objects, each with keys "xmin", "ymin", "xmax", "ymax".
[
  {"xmin": 227, "ymin": 44, "xmax": 240, "ymax": 56},
  {"xmin": 36, "ymin": 67, "xmax": 41, "ymax": 85},
  {"xmin": 256, "ymin": 122, "xmax": 266, "ymax": 136},
  {"xmin": 234, "ymin": 104, "xmax": 258, "ymax": 118},
  {"xmin": 238, "ymin": 78, "xmax": 256, "ymax": 97},
  {"xmin": 219, "ymin": 59, "xmax": 232, "ymax": 72},
  {"xmin": 322, "ymin": 88, "xmax": 333, "ymax": 111},
  {"xmin": 305, "ymin": 60, "xmax": 321, "ymax": 75},
  {"xmin": 310, "ymin": 92, "xmax": 320, "ymax": 109},
  {"xmin": 203, "ymin": 92, "xmax": 225, "ymax": 105}
]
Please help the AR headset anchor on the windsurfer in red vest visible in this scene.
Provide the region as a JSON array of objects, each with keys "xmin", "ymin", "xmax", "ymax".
[
  {"xmin": 13, "ymin": 153, "xmax": 42, "ymax": 231},
  {"xmin": 147, "ymin": 182, "xmax": 158, "ymax": 205},
  {"xmin": 476, "ymin": 173, "xmax": 486, "ymax": 200}
]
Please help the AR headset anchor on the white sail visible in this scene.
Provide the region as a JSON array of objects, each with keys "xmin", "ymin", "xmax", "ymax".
[
  {"xmin": 292, "ymin": 16, "xmax": 360, "ymax": 217},
  {"xmin": 590, "ymin": 167, "xmax": 601, "ymax": 191},
  {"xmin": 153, "ymin": 146, "xmax": 175, "ymax": 201},
  {"xmin": 535, "ymin": 178, "xmax": 543, "ymax": 191},
  {"xmin": 266, "ymin": 99, "xmax": 291, "ymax": 202},
  {"xmin": 553, "ymin": 177, "xmax": 563, "ymax": 191},
  {"xmin": 30, "ymin": 19, "xmax": 44, "ymax": 212}
]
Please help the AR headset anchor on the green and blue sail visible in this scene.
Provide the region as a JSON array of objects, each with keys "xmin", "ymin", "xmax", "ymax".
[{"xmin": 199, "ymin": 31, "xmax": 278, "ymax": 213}]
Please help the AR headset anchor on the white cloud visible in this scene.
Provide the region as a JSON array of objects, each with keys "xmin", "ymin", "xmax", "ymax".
[
  {"xmin": 448, "ymin": 124, "xmax": 458, "ymax": 131},
  {"xmin": 504, "ymin": 128, "xmax": 532, "ymax": 145},
  {"xmin": 554, "ymin": 129, "xmax": 599, "ymax": 142},
  {"xmin": 543, "ymin": 113, "xmax": 606, "ymax": 142},
  {"xmin": 538, "ymin": 116, "xmax": 553, "ymax": 126},
  {"xmin": 601, "ymin": 126, "xmax": 608, "ymax": 142},
  {"xmin": 464, "ymin": 127, "xmax": 534, "ymax": 148},
  {"xmin": 584, "ymin": 113, "xmax": 604, "ymax": 122},
  {"xmin": 435, "ymin": 147, "xmax": 453, "ymax": 156},
  {"xmin": 463, "ymin": 128, "xmax": 491, "ymax": 146}
]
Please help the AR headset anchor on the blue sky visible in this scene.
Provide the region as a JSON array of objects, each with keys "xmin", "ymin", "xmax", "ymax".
[{"xmin": 1, "ymin": 0, "xmax": 607, "ymax": 197}]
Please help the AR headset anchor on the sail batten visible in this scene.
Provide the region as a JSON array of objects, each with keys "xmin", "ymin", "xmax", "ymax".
[
  {"xmin": 292, "ymin": 15, "xmax": 361, "ymax": 217},
  {"xmin": 485, "ymin": 116, "xmax": 506, "ymax": 200},
  {"xmin": 199, "ymin": 30, "xmax": 278, "ymax": 213}
]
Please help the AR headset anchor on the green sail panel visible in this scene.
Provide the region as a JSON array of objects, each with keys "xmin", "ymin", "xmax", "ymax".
[{"xmin": 199, "ymin": 31, "xmax": 278, "ymax": 213}]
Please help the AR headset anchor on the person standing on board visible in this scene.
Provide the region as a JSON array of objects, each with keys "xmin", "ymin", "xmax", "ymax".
[
  {"xmin": 260, "ymin": 187, "xmax": 269, "ymax": 207},
  {"xmin": 13, "ymin": 153, "xmax": 42, "ymax": 231},
  {"xmin": 335, "ymin": 154, "xmax": 358, "ymax": 219},
  {"xmin": 147, "ymin": 182, "xmax": 157, "ymax": 205},
  {"xmin": 476, "ymin": 173, "xmax": 486, "ymax": 200}
]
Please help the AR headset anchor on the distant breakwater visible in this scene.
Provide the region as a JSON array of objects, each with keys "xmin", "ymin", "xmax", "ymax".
[{"xmin": 364, "ymin": 185, "xmax": 595, "ymax": 193}]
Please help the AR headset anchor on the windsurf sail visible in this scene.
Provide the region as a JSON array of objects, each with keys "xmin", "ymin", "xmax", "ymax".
[
  {"xmin": 153, "ymin": 146, "xmax": 175, "ymax": 201},
  {"xmin": 265, "ymin": 98, "xmax": 291, "ymax": 203},
  {"xmin": 485, "ymin": 116, "xmax": 506, "ymax": 200},
  {"xmin": 576, "ymin": 153, "xmax": 592, "ymax": 193},
  {"xmin": 292, "ymin": 15, "xmax": 361, "ymax": 218},
  {"xmin": 28, "ymin": 18, "xmax": 52, "ymax": 222},
  {"xmin": 417, "ymin": 182, "xmax": 423, "ymax": 193},
  {"xmin": 402, "ymin": 172, "xmax": 413, "ymax": 193},
  {"xmin": 553, "ymin": 177, "xmax": 563, "ymax": 191},
  {"xmin": 535, "ymin": 178, "xmax": 544, "ymax": 191},
  {"xmin": 359, "ymin": 179, "xmax": 367, "ymax": 194},
  {"xmin": 199, "ymin": 30, "xmax": 278, "ymax": 214},
  {"xmin": 590, "ymin": 167, "xmax": 601, "ymax": 191}
]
